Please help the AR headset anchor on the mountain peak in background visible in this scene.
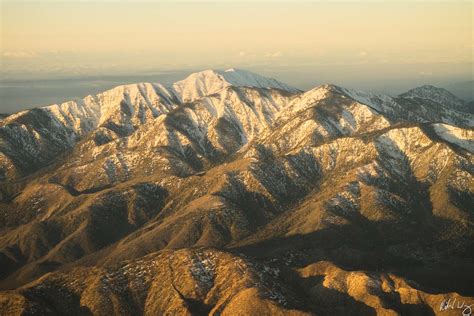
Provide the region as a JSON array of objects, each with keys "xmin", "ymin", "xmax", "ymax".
[
  {"xmin": 172, "ymin": 68, "xmax": 300, "ymax": 102},
  {"xmin": 400, "ymin": 84, "xmax": 471, "ymax": 113}
]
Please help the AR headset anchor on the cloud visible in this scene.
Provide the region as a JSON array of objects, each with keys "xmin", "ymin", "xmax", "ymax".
[
  {"xmin": 358, "ymin": 50, "xmax": 369, "ymax": 57},
  {"xmin": 2, "ymin": 51, "xmax": 38, "ymax": 58},
  {"xmin": 419, "ymin": 71, "xmax": 433, "ymax": 76},
  {"xmin": 265, "ymin": 51, "xmax": 283, "ymax": 58}
]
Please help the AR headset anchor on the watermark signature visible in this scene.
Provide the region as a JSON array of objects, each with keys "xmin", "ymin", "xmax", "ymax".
[{"xmin": 440, "ymin": 298, "xmax": 472, "ymax": 316}]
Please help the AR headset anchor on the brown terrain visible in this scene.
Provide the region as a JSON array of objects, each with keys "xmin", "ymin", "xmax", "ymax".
[{"xmin": 0, "ymin": 70, "xmax": 473, "ymax": 315}]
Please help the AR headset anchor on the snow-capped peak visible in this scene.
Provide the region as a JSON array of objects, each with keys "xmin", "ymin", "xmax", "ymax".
[
  {"xmin": 172, "ymin": 68, "xmax": 299, "ymax": 102},
  {"xmin": 399, "ymin": 85, "xmax": 468, "ymax": 112},
  {"xmin": 401, "ymin": 85, "xmax": 457, "ymax": 99}
]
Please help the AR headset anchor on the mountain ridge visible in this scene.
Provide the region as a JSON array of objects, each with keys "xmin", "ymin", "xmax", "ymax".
[{"xmin": 0, "ymin": 69, "xmax": 473, "ymax": 315}]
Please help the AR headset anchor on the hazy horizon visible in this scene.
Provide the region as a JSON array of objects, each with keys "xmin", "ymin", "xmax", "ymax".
[
  {"xmin": 0, "ymin": 66, "xmax": 473, "ymax": 114},
  {"xmin": 1, "ymin": 0, "xmax": 473, "ymax": 112}
]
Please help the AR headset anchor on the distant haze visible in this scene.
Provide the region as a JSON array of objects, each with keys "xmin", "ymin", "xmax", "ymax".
[{"xmin": 1, "ymin": 0, "xmax": 473, "ymax": 112}]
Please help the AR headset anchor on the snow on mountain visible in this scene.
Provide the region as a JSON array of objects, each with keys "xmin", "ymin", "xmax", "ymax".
[
  {"xmin": 336, "ymin": 86, "xmax": 394, "ymax": 113},
  {"xmin": 399, "ymin": 85, "xmax": 470, "ymax": 113},
  {"xmin": 2, "ymin": 69, "xmax": 473, "ymax": 183},
  {"xmin": 433, "ymin": 123, "xmax": 474, "ymax": 152},
  {"xmin": 25, "ymin": 68, "xmax": 297, "ymax": 135},
  {"xmin": 43, "ymin": 96, "xmax": 101, "ymax": 138},
  {"xmin": 255, "ymin": 85, "xmax": 394, "ymax": 156},
  {"xmin": 173, "ymin": 68, "xmax": 299, "ymax": 102},
  {"xmin": 0, "ymin": 69, "xmax": 300, "ymax": 180},
  {"xmin": 336, "ymin": 85, "xmax": 474, "ymax": 127}
]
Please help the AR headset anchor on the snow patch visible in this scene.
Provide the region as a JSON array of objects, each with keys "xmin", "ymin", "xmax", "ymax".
[{"xmin": 433, "ymin": 123, "xmax": 474, "ymax": 153}]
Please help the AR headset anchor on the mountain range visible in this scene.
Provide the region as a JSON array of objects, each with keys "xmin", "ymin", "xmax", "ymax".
[{"xmin": 0, "ymin": 69, "xmax": 473, "ymax": 315}]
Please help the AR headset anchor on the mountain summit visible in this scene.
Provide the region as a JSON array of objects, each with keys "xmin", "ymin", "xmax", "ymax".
[
  {"xmin": 399, "ymin": 84, "xmax": 471, "ymax": 113},
  {"xmin": 173, "ymin": 68, "xmax": 300, "ymax": 102},
  {"xmin": 0, "ymin": 70, "xmax": 473, "ymax": 315}
]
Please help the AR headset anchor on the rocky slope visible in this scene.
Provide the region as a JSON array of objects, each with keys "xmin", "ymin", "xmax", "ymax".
[
  {"xmin": 400, "ymin": 85, "xmax": 472, "ymax": 113},
  {"xmin": 0, "ymin": 69, "xmax": 473, "ymax": 315}
]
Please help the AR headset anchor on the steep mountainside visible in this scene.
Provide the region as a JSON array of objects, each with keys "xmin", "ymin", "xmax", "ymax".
[
  {"xmin": 0, "ymin": 69, "xmax": 295, "ymax": 182},
  {"xmin": 0, "ymin": 70, "xmax": 473, "ymax": 315},
  {"xmin": 400, "ymin": 85, "xmax": 472, "ymax": 113}
]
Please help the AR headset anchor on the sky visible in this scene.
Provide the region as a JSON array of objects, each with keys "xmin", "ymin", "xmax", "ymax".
[{"xmin": 0, "ymin": 0, "xmax": 473, "ymax": 112}]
